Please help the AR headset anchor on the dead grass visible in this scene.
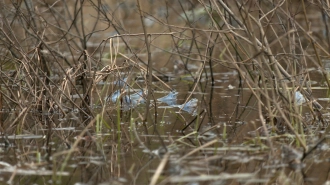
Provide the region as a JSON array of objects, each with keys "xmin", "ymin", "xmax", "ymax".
[{"xmin": 0, "ymin": 0, "xmax": 329, "ymax": 184}]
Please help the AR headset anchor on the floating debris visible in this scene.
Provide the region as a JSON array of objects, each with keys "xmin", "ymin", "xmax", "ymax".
[
  {"xmin": 228, "ymin": 84, "xmax": 235, "ymax": 89},
  {"xmin": 157, "ymin": 90, "xmax": 178, "ymax": 106}
]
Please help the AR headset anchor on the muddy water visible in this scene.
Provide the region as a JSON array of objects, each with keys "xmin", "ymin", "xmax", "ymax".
[
  {"xmin": 1, "ymin": 0, "xmax": 330, "ymax": 184},
  {"xmin": 1, "ymin": 68, "xmax": 329, "ymax": 184}
]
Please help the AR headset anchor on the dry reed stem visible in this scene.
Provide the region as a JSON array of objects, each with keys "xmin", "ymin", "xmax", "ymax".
[{"xmin": 149, "ymin": 153, "xmax": 170, "ymax": 185}]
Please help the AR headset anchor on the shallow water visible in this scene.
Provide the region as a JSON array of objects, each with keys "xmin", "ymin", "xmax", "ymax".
[
  {"xmin": 1, "ymin": 1, "xmax": 330, "ymax": 185},
  {"xmin": 1, "ymin": 67, "xmax": 330, "ymax": 184}
]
